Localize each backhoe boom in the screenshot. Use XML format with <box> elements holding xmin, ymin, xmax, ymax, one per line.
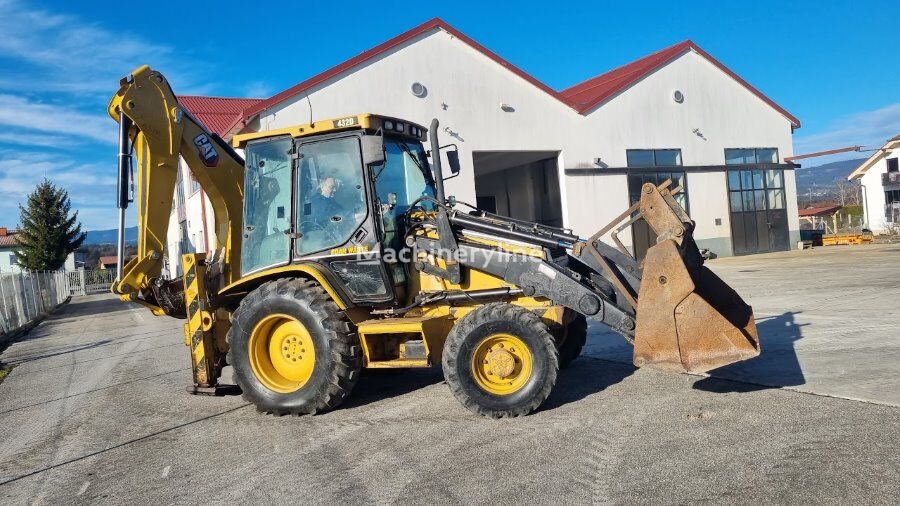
<box><xmin>107</xmin><ymin>66</ymin><xmax>245</xmax><ymax>313</ymax></box>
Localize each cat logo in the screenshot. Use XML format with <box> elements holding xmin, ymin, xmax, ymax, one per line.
<box><xmin>193</xmin><ymin>133</ymin><xmax>219</xmax><ymax>167</ymax></box>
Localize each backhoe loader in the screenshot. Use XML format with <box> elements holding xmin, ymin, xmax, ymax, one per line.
<box><xmin>108</xmin><ymin>66</ymin><xmax>760</xmax><ymax>418</ymax></box>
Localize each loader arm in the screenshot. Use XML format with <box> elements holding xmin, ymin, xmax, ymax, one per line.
<box><xmin>106</xmin><ymin>66</ymin><xmax>245</xmax><ymax>313</ymax></box>
<box><xmin>411</xmin><ymin>178</ymin><xmax>760</xmax><ymax>373</ymax></box>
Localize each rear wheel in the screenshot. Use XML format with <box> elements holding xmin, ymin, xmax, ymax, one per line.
<box><xmin>227</xmin><ymin>278</ymin><xmax>360</xmax><ymax>415</ymax></box>
<box><xmin>442</xmin><ymin>303</ymin><xmax>558</xmax><ymax>418</ymax></box>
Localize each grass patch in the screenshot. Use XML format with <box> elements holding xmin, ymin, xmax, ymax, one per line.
<box><xmin>0</xmin><ymin>362</ymin><xmax>13</xmax><ymax>385</ymax></box>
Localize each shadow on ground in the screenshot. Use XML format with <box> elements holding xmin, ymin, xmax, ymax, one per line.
<box><xmin>694</xmin><ymin>311</ymin><xmax>807</xmax><ymax>392</ymax></box>
<box><xmin>542</xmin><ymin>357</ymin><xmax>636</xmax><ymax>411</ymax></box>
<box><xmin>339</xmin><ymin>368</ymin><xmax>446</xmax><ymax>409</ymax></box>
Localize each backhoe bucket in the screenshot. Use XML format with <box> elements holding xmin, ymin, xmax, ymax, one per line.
<box><xmin>632</xmin><ymin>239</ymin><xmax>760</xmax><ymax>373</ymax></box>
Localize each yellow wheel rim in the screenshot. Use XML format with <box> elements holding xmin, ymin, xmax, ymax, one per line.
<box><xmin>248</xmin><ymin>314</ymin><xmax>316</xmax><ymax>393</ymax></box>
<box><xmin>470</xmin><ymin>333</ymin><xmax>533</xmax><ymax>396</ymax></box>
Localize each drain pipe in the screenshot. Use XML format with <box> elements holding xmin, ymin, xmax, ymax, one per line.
<box><xmin>860</xmin><ymin>183</ymin><xmax>869</xmax><ymax>229</ymax></box>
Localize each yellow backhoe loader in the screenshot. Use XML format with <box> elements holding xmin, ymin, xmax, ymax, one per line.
<box><xmin>108</xmin><ymin>66</ymin><xmax>760</xmax><ymax>418</ymax></box>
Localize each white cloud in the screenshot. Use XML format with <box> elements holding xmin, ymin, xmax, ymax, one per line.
<box><xmin>0</xmin><ymin>130</ymin><xmax>75</xmax><ymax>148</ymax></box>
<box><xmin>0</xmin><ymin>0</ymin><xmax>222</xmax><ymax>229</ymax></box>
<box><xmin>0</xmin><ymin>94</ymin><xmax>114</xmax><ymax>144</ymax></box>
<box><xmin>794</xmin><ymin>103</ymin><xmax>900</xmax><ymax>159</ymax></box>
<box><xmin>0</xmin><ymin>151</ymin><xmax>117</xmax><ymax>229</ymax></box>
<box><xmin>0</xmin><ymin>0</ymin><xmax>185</xmax><ymax>96</ymax></box>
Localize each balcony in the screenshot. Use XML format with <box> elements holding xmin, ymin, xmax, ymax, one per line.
<box><xmin>882</xmin><ymin>171</ymin><xmax>900</xmax><ymax>185</ymax></box>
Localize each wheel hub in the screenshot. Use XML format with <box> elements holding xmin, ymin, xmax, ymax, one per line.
<box><xmin>281</xmin><ymin>335</ymin><xmax>306</xmax><ymax>362</ymax></box>
<box><xmin>248</xmin><ymin>314</ymin><xmax>316</xmax><ymax>393</ymax></box>
<box><xmin>471</xmin><ymin>333</ymin><xmax>533</xmax><ymax>396</ymax></box>
<box><xmin>487</xmin><ymin>348</ymin><xmax>516</xmax><ymax>378</ymax></box>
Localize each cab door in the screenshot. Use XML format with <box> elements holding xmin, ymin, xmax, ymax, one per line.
<box><xmin>294</xmin><ymin>135</ymin><xmax>395</xmax><ymax>303</ymax></box>
<box><xmin>241</xmin><ymin>136</ymin><xmax>294</xmax><ymax>275</ymax></box>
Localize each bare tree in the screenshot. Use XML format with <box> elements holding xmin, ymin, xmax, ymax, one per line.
<box><xmin>833</xmin><ymin>178</ymin><xmax>860</xmax><ymax>206</ymax></box>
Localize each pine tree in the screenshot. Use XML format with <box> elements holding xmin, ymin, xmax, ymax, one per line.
<box><xmin>15</xmin><ymin>179</ymin><xmax>86</xmax><ymax>271</ymax></box>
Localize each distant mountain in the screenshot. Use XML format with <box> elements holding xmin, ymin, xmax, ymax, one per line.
<box><xmin>794</xmin><ymin>157</ymin><xmax>866</xmax><ymax>196</ymax></box>
<box><xmin>83</xmin><ymin>226</ymin><xmax>138</xmax><ymax>245</ymax></box>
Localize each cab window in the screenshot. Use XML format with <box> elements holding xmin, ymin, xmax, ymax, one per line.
<box><xmin>375</xmin><ymin>137</ymin><xmax>435</xmax><ymax>250</ymax></box>
<box><xmin>296</xmin><ymin>137</ymin><xmax>367</xmax><ymax>255</ymax></box>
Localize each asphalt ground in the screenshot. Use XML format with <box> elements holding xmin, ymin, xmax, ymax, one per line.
<box><xmin>0</xmin><ymin>244</ymin><xmax>898</xmax><ymax>504</ymax></box>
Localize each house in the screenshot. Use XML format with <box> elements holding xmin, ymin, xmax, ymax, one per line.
<box><xmin>0</xmin><ymin>228</ymin><xmax>22</xmax><ymax>273</ymax></box>
<box><xmin>166</xmin><ymin>18</ymin><xmax>801</xmax><ymax>277</ymax></box>
<box><xmin>98</xmin><ymin>256</ymin><xmax>118</xmax><ymax>270</ymax></box>
<box><xmin>798</xmin><ymin>204</ymin><xmax>843</xmax><ymax>235</ymax></box>
<box><xmin>847</xmin><ymin>135</ymin><xmax>900</xmax><ymax>233</ymax></box>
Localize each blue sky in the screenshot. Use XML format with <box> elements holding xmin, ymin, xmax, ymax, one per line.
<box><xmin>0</xmin><ymin>0</ymin><xmax>898</xmax><ymax>230</ymax></box>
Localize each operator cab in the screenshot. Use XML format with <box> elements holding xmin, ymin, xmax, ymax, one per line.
<box><xmin>232</xmin><ymin>114</ymin><xmax>452</xmax><ymax>305</ymax></box>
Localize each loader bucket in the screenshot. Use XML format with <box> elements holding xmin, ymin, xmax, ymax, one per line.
<box><xmin>632</xmin><ymin>239</ymin><xmax>760</xmax><ymax>373</ymax></box>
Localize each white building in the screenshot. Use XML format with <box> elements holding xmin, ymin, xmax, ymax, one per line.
<box><xmin>848</xmin><ymin>135</ymin><xmax>900</xmax><ymax>234</ymax></box>
<box><xmin>169</xmin><ymin>18</ymin><xmax>802</xmax><ymax>276</ymax></box>
<box><xmin>164</xmin><ymin>97</ymin><xmax>262</xmax><ymax>277</ymax></box>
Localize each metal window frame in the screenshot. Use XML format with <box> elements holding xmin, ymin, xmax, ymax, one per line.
<box><xmin>726</xmin><ymin>166</ymin><xmax>787</xmax><ymax>254</ymax></box>
<box><xmin>724</xmin><ymin>147</ymin><xmax>781</xmax><ymax>165</ymax></box>
<box><xmin>625</xmin><ymin>148</ymin><xmax>683</xmax><ymax>168</ymax></box>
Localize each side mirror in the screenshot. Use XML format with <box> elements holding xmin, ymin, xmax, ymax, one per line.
<box><xmin>361</xmin><ymin>135</ymin><xmax>385</xmax><ymax>166</ymax></box>
<box><xmin>446</xmin><ymin>150</ymin><xmax>461</xmax><ymax>177</ymax></box>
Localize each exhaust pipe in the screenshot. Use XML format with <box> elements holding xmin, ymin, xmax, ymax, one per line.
<box><xmin>115</xmin><ymin>111</ymin><xmax>133</xmax><ymax>287</ymax></box>
<box><xmin>429</xmin><ymin>118</ymin><xmax>446</xmax><ymax>204</ymax></box>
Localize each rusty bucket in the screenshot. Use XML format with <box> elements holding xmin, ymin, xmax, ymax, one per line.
<box><xmin>632</xmin><ymin>240</ymin><xmax>760</xmax><ymax>373</ymax></box>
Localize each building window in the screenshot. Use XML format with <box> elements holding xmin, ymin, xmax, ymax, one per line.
<box><xmin>725</xmin><ymin>148</ymin><xmax>779</xmax><ymax>165</ymax></box>
<box><xmin>626</xmin><ymin>149</ymin><xmax>682</xmax><ymax>167</ymax></box>
<box><xmin>886</xmin><ymin>189</ymin><xmax>900</xmax><ymax>221</ymax></box>
<box><xmin>174</xmin><ymin>167</ymin><xmax>186</xmax><ymax>211</ymax></box>
<box><xmin>190</xmin><ymin>174</ymin><xmax>201</xmax><ymax>194</ymax></box>
<box><xmin>178</xmin><ymin>220</ymin><xmax>192</xmax><ymax>255</ymax></box>
<box><xmin>887</xmin><ymin>158</ymin><xmax>898</xmax><ymax>173</ymax></box>
<box><xmin>727</xmin><ymin>169</ymin><xmax>785</xmax><ymax>212</ymax></box>
<box><xmin>625</xmin><ymin>150</ymin><xmax>687</xmax><ymax>261</ymax></box>
<box><xmin>626</xmin><ymin>148</ymin><xmax>687</xmax><ymax>209</ymax></box>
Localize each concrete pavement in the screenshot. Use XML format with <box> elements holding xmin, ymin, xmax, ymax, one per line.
<box><xmin>0</xmin><ymin>245</ymin><xmax>898</xmax><ymax>504</ymax></box>
<box><xmin>586</xmin><ymin>243</ymin><xmax>900</xmax><ymax>406</ymax></box>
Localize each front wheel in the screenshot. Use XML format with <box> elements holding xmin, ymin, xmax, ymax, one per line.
<box><xmin>558</xmin><ymin>314</ymin><xmax>587</xmax><ymax>368</ymax></box>
<box><xmin>442</xmin><ymin>303</ymin><xmax>559</xmax><ymax>418</ymax></box>
<box><xmin>227</xmin><ymin>278</ymin><xmax>361</xmax><ymax>415</ymax></box>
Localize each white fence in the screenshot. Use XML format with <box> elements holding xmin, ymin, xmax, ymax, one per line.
<box><xmin>0</xmin><ymin>269</ymin><xmax>118</xmax><ymax>337</ymax></box>
<box><xmin>66</xmin><ymin>269</ymin><xmax>116</xmax><ymax>296</ymax></box>
<box><xmin>0</xmin><ymin>270</ymin><xmax>70</xmax><ymax>337</ymax></box>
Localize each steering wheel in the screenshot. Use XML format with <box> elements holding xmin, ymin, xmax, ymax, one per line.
<box><xmin>300</xmin><ymin>219</ymin><xmax>342</xmax><ymax>244</ymax></box>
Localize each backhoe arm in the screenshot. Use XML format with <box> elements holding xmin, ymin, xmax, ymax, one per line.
<box><xmin>107</xmin><ymin>65</ymin><xmax>245</xmax><ymax>313</ymax></box>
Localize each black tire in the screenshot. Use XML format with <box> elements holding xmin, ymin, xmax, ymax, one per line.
<box><xmin>558</xmin><ymin>314</ymin><xmax>587</xmax><ymax>369</ymax></box>
<box><xmin>442</xmin><ymin>303</ymin><xmax>558</xmax><ymax>418</ymax></box>
<box><xmin>227</xmin><ymin>278</ymin><xmax>361</xmax><ymax>415</ymax></box>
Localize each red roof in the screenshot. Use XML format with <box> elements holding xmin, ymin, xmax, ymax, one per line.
<box><xmin>224</xmin><ymin>18</ymin><xmax>799</xmax><ymax>133</ymax></box>
<box><xmin>560</xmin><ymin>40</ymin><xmax>800</xmax><ymax>126</ymax></box>
<box><xmin>0</xmin><ymin>229</ymin><xmax>19</xmax><ymax>247</ymax></box>
<box><xmin>178</xmin><ymin>96</ymin><xmax>264</xmax><ymax>137</ymax></box>
<box><xmin>799</xmin><ymin>205</ymin><xmax>842</xmax><ymax>217</ymax></box>
<box><xmin>98</xmin><ymin>255</ymin><xmax>118</xmax><ymax>266</ymax></box>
